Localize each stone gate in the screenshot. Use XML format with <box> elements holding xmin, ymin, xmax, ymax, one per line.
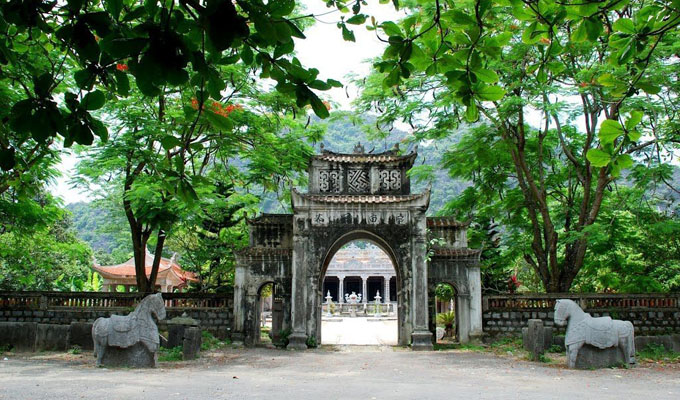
<box><xmin>233</xmin><ymin>145</ymin><xmax>482</xmax><ymax>349</ymax></box>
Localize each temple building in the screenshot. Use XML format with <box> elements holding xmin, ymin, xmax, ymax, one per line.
<box><xmin>323</xmin><ymin>242</ymin><xmax>396</xmax><ymax>303</ymax></box>
<box><xmin>92</xmin><ymin>249</ymin><xmax>198</xmax><ymax>292</ymax></box>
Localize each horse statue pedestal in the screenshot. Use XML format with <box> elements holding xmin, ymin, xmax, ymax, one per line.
<box><xmin>574</xmin><ymin>345</ymin><xmax>628</xmax><ymax>369</ymax></box>
<box><xmin>92</xmin><ymin>293</ymin><xmax>166</xmax><ymax>368</ymax></box>
<box><xmin>99</xmin><ymin>342</ymin><xmax>156</xmax><ymax>367</ymax></box>
<box><xmin>554</xmin><ymin>299</ymin><xmax>635</xmax><ymax>369</ymax></box>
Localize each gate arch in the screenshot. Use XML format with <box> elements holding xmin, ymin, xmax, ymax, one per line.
<box><xmin>233</xmin><ymin>145</ymin><xmax>482</xmax><ymax>349</ymax></box>
<box><xmin>317</xmin><ymin>230</ymin><xmax>405</xmax><ymax>345</ymax></box>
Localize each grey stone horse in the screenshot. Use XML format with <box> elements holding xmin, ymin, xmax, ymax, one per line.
<box><xmin>92</xmin><ymin>293</ymin><xmax>166</xmax><ymax>367</ymax></box>
<box><xmin>554</xmin><ymin>299</ymin><xmax>635</xmax><ymax>368</ymax></box>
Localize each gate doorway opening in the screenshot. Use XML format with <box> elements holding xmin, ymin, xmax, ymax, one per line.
<box><xmin>320</xmin><ymin>240</ymin><xmax>398</xmax><ymax>345</ymax></box>
<box><xmin>433</xmin><ymin>283</ymin><xmax>457</xmax><ymax>343</ymax></box>
<box><xmin>257</xmin><ymin>282</ymin><xmax>282</xmax><ymax>345</ymax></box>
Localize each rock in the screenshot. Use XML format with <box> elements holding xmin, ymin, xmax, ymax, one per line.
<box><xmin>436</xmin><ymin>327</ymin><xmax>445</xmax><ymax>341</ymax></box>
<box><xmin>35</xmin><ymin>324</ymin><xmax>69</xmax><ymax>351</ymax></box>
<box><xmin>0</xmin><ymin>322</ymin><xmax>37</xmax><ymax>352</ymax></box>
<box><xmin>68</xmin><ymin>322</ymin><xmax>93</xmax><ymax>350</ymax></box>
<box><xmin>182</xmin><ymin>327</ymin><xmax>202</xmax><ymax>360</ymax></box>
<box><xmin>525</xmin><ymin>319</ymin><xmax>546</xmax><ymax>361</ymax></box>
<box><xmin>166</xmin><ymin>313</ymin><xmax>199</xmax><ymax>349</ymax></box>
<box><xmin>100</xmin><ymin>343</ymin><xmax>156</xmax><ymax>368</ymax></box>
<box><xmin>575</xmin><ymin>345</ymin><xmax>626</xmax><ymax>369</ymax></box>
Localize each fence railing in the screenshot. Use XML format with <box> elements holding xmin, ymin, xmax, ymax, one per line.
<box><xmin>0</xmin><ymin>291</ymin><xmax>232</xmax><ymax>310</ymax></box>
<box><xmin>484</xmin><ymin>293</ymin><xmax>680</xmax><ymax>312</ymax></box>
<box><xmin>321</xmin><ymin>302</ymin><xmax>396</xmax><ymax>317</ymax></box>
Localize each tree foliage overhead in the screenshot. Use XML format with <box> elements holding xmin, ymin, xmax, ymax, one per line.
<box><xmin>344</xmin><ymin>0</ymin><xmax>680</xmax><ymax>292</ymax></box>
<box><xmin>0</xmin><ymin>0</ymin><xmax>340</xmax><ymax>174</ymax></box>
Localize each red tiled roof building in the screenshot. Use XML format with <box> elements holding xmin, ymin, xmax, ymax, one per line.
<box><xmin>92</xmin><ymin>248</ymin><xmax>198</xmax><ymax>292</ymax></box>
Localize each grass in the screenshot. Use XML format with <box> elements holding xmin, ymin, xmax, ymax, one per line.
<box><xmin>67</xmin><ymin>345</ymin><xmax>81</xmax><ymax>355</ymax></box>
<box><xmin>636</xmin><ymin>343</ymin><xmax>680</xmax><ymax>363</ymax></box>
<box><xmin>433</xmin><ymin>342</ymin><xmax>486</xmax><ymax>351</ymax></box>
<box><xmin>158</xmin><ymin>346</ymin><xmax>183</xmax><ymax>362</ymax></box>
<box><xmin>201</xmin><ymin>330</ymin><xmax>230</xmax><ymax>351</ymax></box>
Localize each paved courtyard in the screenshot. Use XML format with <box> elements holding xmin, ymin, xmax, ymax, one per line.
<box><xmin>321</xmin><ymin>317</ymin><xmax>398</xmax><ymax>345</ymax></box>
<box><xmin>1</xmin><ymin>347</ymin><xmax>678</xmax><ymax>400</ymax></box>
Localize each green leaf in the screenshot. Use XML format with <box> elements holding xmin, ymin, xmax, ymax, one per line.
<box><xmin>611</xmin><ymin>154</ymin><xmax>634</xmax><ymax>177</ymax></box>
<box><xmin>598</xmin><ymin>119</ymin><xmax>624</xmax><ymax>144</ymax></box>
<box><xmin>473</xmin><ymin>68</ymin><xmax>499</xmax><ymax>83</ymax></box>
<box><xmin>309</xmin><ymin>92</ymin><xmax>329</xmax><ymax>119</ymax></box>
<box><xmin>206</xmin><ymin>111</ymin><xmax>233</xmax><ymax>131</ymax></box>
<box><xmin>625</xmin><ymin>110</ymin><xmax>643</xmax><ymax>130</ymax></box>
<box><xmin>74</xmin><ymin>69</ymin><xmax>96</xmax><ymax>90</ymax></box>
<box><xmin>586</xmin><ymin>148</ymin><xmax>612</xmax><ymax>167</ymax></box>
<box><xmin>160</xmin><ymin>136</ymin><xmax>183</xmax><ymax>150</ymax></box>
<box><xmin>613</xmin><ymin>18</ymin><xmax>635</xmax><ymax>34</ymax></box>
<box><xmin>571</xmin><ymin>21</ymin><xmax>587</xmax><ymax>42</ymax></box>
<box><xmin>381</xmin><ymin>21</ymin><xmax>402</xmax><ymax>37</ymax></box>
<box><xmin>346</xmin><ymin>14</ymin><xmax>367</xmax><ymax>25</ymax></box>
<box><xmin>81</xmin><ymin>90</ymin><xmax>106</xmax><ymax>110</ymax></box>
<box><xmin>465</xmin><ymin>103</ymin><xmax>479</xmax><ymax>122</ymax></box>
<box><xmin>597</xmin><ymin>73</ymin><xmax>616</xmax><ymax>87</ymax></box>
<box><xmin>105</xmin><ymin>0</ymin><xmax>123</xmax><ymax>20</ymax></box>
<box><xmin>475</xmin><ymin>85</ymin><xmax>506</xmax><ymax>101</ymax></box>
<box><xmin>627</xmin><ymin>129</ymin><xmax>641</xmax><ymax>142</ymax></box>
<box><xmin>634</xmin><ymin>81</ymin><xmax>660</xmax><ymax>94</ymax></box>
<box><xmin>341</xmin><ymin>25</ymin><xmax>356</xmax><ymax>42</ymax></box>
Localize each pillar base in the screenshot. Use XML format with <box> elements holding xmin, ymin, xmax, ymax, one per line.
<box><xmin>286</xmin><ymin>332</ymin><xmax>308</xmax><ymax>350</ymax></box>
<box><xmin>411</xmin><ymin>330</ymin><xmax>433</xmax><ymax>351</ymax></box>
<box><xmin>230</xmin><ymin>332</ymin><xmax>244</xmax><ymax>346</ymax></box>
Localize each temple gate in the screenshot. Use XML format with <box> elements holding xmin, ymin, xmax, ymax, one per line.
<box><xmin>233</xmin><ymin>144</ymin><xmax>482</xmax><ymax>349</ymax></box>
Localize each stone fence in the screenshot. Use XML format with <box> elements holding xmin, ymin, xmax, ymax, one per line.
<box><xmin>482</xmin><ymin>293</ymin><xmax>680</xmax><ymax>336</ymax></box>
<box><xmin>0</xmin><ymin>291</ymin><xmax>233</xmax><ymax>339</ymax></box>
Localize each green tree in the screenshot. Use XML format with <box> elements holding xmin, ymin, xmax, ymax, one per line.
<box><xmin>75</xmin><ymin>60</ymin><xmax>321</xmax><ymax>292</ymax></box>
<box><xmin>0</xmin><ymin>0</ymin><xmax>339</xmax><ymax>178</ymax></box>
<box><xmin>347</xmin><ymin>0</ymin><xmax>680</xmax><ymax>292</ymax></box>
<box><xmin>0</xmin><ymin>191</ymin><xmax>93</xmax><ymax>290</ymax></box>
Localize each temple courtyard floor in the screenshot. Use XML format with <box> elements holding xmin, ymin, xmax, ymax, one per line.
<box><xmin>1</xmin><ymin>346</ymin><xmax>679</xmax><ymax>400</ymax></box>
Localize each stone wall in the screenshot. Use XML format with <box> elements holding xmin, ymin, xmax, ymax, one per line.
<box><xmin>482</xmin><ymin>293</ymin><xmax>680</xmax><ymax>336</ymax></box>
<box><xmin>0</xmin><ymin>291</ymin><xmax>233</xmax><ymax>342</ymax></box>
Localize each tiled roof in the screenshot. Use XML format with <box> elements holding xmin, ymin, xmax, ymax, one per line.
<box><xmin>92</xmin><ymin>253</ymin><xmax>198</xmax><ymax>282</ymax></box>
<box><xmin>427</xmin><ymin>217</ymin><xmax>470</xmax><ymax>228</ymax></box>
<box><xmin>431</xmin><ymin>248</ymin><xmax>482</xmax><ymax>258</ymax></box>
<box><xmin>235</xmin><ymin>247</ymin><xmax>293</xmax><ymax>257</ymax></box>
<box><xmin>246</xmin><ymin>213</ymin><xmax>293</xmax><ymax>225</ymax></box>
<box><xmin>300</xmin><ymin>193</ymin><xmax>426</xmax><ymax>204</ymax></box>
<box><xmin>314</xmin><ymin>151</ymin><xmax>417</xmax><ymax>164</ymax></box>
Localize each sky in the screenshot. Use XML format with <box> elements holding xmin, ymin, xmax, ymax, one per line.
<box><xmin>49</xmin><ymin>1</ymin><xmax>406</xmax><ymax>205</ymax></box>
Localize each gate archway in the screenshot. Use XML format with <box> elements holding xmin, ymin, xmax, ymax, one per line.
<box><xmin>233</xmin><ymin>145</ymin><xmax>483</xmax><ymax>349</ymax></box>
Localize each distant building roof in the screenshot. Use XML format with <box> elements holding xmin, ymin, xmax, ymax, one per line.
<box><xmin>92</xmin><ymin>249</ymin><xmax>198</xmax><ymax>285</ymax></box>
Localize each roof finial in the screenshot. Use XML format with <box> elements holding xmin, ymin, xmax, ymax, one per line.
<box><xmin>353</xmin><ymin>142</ymin><xmax>365</xmax><ymax>154</ymax></box>
<box><xmin>170</xmin><ymin>252</ymin><xmax>178</xmax><ymax>264</ymax></box>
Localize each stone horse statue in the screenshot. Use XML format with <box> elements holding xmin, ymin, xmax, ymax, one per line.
<box><xmin>554</xmin><ymin>299</ymin><xmax>635</xmax><ymax>368</ymax></box>
<box><xmin>92</xmin><ymin>293</ymin><xmax>166</xmax><ymax>367</ymax></box>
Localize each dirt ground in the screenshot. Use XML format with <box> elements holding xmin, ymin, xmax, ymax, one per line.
<box><xmin>0</xmin><ymin>346</ymin><xmax>678</xmax><ymax>400</ymax></box>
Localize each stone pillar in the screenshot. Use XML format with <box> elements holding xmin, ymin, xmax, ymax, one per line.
<box><xmin>468</xmin><ymin>264</ymin><xmax>483</xmax><ymax>338</ymax></box>
<box><xmin>411</xmin><ymin>211</ymin><xmax>433</xmax><ymax>350</ymax></box>
<box><xmin>383</xmin><ymin>276</ymin><xmax>391</xmax><ymax>303</ymax></box>
<box><xmin>288</xmin><ymin>228</ymin><xmax>308</xmax><ymax>350</ymax></box>
<box><xmin>361</xmin><ymin>275</ymin><xmax>368</xmax><ymax>303</ymax></box>
<box><xmin>231</xmin><ymin>265</ymin><xmax>246</xmax><ymax>344</ymax></box>
<box><xmin>338</xmin><ymin>275</ymin><xmax>345</xmax><ymax>303</ymax></box>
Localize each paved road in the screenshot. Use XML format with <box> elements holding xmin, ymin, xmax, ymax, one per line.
<box><xmin>321</xmin><ymin>318</ymin><xmax>397</xmax><ymax>345</ymax></box>
<box><xmin>0</xmin><ymin>347</ymin><xmax>678</xmax><ymax>400</ymax></box>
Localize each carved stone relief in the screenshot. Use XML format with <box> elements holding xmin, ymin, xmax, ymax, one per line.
<box><xmin>319</xmin><ymin>170</ymin><xmax>342</xmax><ymax>193</ymax></box>
<box><xmin>347</xmin><ymin>169</ymin><xmax>369</xmax><ymax>193</ymax></box>
<box><xmin>379</xmin><ymin>169</ymin><xmax>402</xmax><ymax>192</ymax></box>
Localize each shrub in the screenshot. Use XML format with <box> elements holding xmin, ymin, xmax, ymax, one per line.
<box><xmin>158</xmin><ymin>346</ymin><xmax>183</xmax><ymax>362</ymax></box>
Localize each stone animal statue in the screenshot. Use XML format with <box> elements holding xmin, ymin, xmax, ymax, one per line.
<box><xmin>554</xmin><ymin>299</ymin><xmax>635</xmax><ymax>368</ymax></box>
<box><xmin>92</xmin><ymin>293</ymin><xmax>166</xmax><ymax>367</ymax></box>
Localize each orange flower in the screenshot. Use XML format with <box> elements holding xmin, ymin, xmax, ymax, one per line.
<box><xmin>539</xmin><ymin>37</ymin><xmax>551</xmax><ymax>45</ymax></box>
<box><xmin>116</xmin><ymin>63</ymin><xmax>128</xmax><ymax>72</ymax></box>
